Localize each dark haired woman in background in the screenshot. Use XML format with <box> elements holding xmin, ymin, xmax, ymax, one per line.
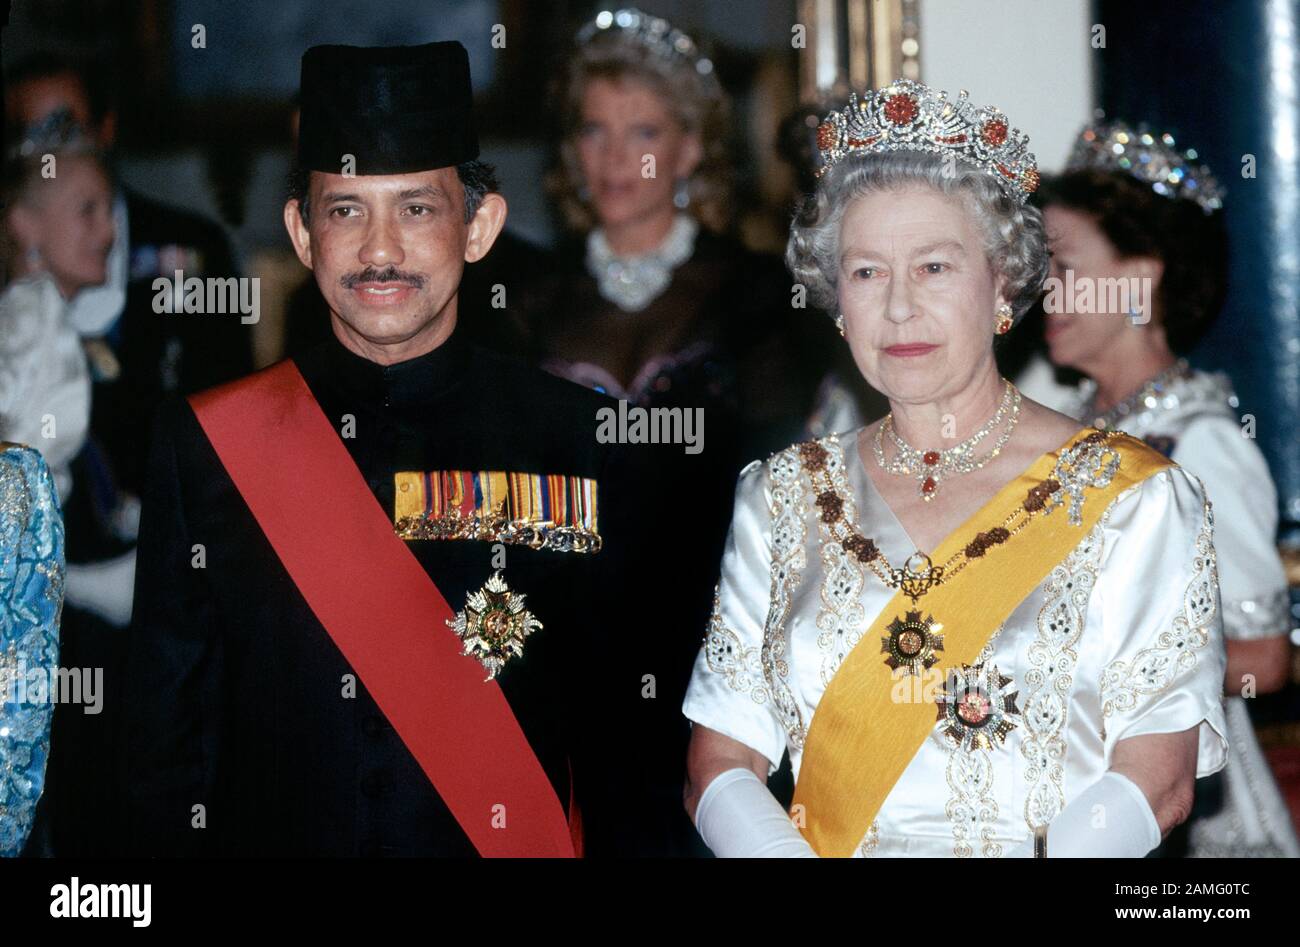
<box><xmin>1038</xmin><ymin>118</ymin><xmax>1297</xmax><ymax>857</ymax></box>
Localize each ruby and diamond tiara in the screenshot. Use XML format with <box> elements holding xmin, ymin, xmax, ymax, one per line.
<box><xmin>1065</xmin><ymin>113</ymin><xmax>1224</xmax><ymax>214</ymax></box>
<box><xmin>814</xmin><ymin>78</ymin><xmax>1040</xmax><ymax>204</ymax></box>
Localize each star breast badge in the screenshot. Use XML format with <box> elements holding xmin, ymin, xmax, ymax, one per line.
<box><xmin>935</xmin><ymin>662</ymin><xmax>1021</xmax><ymax>752</ymax></box>
<box><xmin>447</xmin><ymin>571</ymin><xmax>543</xmax><ymax>681</ymax></box>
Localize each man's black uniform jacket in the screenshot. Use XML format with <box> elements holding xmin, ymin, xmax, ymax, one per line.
<box><xmin>119</xmin><ymin>328</ymin><xmax>668</xmax><ymax>856</ymax></box>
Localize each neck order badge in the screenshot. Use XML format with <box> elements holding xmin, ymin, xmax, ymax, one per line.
<box><xmin>190</xmin><ymin>360</ymin><xmax>578</xmax><ymax>858</ymax></box>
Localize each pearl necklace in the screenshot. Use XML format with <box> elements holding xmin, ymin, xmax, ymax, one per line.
<box><xmin>873</xmin><ymin>379</ymin><xmax>1021</xmax><ymax>500</ymax></box>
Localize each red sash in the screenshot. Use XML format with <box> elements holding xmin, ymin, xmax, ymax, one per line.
<box><xmin>189</xmin><ymin>360</ymin><xmax>578</xmax><ymax>858</ymax></box>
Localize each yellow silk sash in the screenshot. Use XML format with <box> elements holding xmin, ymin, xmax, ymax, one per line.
<box><xmin>791</xmin><ymin>428</ymin><xmax>1173</xmax><ymax>856</ymax></box>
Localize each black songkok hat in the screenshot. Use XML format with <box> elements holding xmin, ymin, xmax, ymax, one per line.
<box><xmin>297</xmin><ymin>41</ymin><xmax>479</xmax><ymax>175</ymax></box>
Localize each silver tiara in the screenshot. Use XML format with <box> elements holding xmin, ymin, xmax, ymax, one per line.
<box><xmin>576</xmin><ymin>8</ymin><xmax>718</xmax><ymax>87</ymax></box>
<box><xmin>1066</xmin><ymin>113</ymin><xmax>1224</xmax><ymax>214</ymax></box>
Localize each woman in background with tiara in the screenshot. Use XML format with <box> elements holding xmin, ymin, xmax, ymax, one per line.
<box><xmin>1037</xmin><ymin>120</ymin><xmax>1298</xmax><ymax>857</ymax></box>
<box><xmin>526</xmin><ymin>8</ymin><xmax>828</xmax><ymax>451</ymax></box>
<box><xmin>682</xmin><ymin>79</ymin><xmax>1228</xmax><ymax>858</ymax></box>
<box><xmin>517</xmin><ymin>8</ymin><xmax>831</xmax><ymax>856</ymax></box>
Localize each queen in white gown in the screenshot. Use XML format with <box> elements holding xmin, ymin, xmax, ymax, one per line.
<box><xmin>681</xmin><ymin>81</ymin><xmax>1229</xmax><ymax>858</ymax></box>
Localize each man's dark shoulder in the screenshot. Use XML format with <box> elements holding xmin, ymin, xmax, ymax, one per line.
<box><xmin>150</xmin><ymin>388</ymin><xmax>201</xmax><ymax>435</ymax></box>
<box><xmin>150</xmin><ymin>363</ymin><xmax>280</xmax><ymax>458</ymax></box>
<box><xmin>141</xmin><ymin>391</ymin><xmax>222</xmax><ymax>498</ymax></box>
<box><xmin>150</xmin><ymin>380</ymin><xmax>229</xmax><ymax>445</ymax></box>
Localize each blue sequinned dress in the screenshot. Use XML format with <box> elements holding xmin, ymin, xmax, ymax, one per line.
<box><xmin>0</xmin><ymin>444</ymin><xmax>64</xmax><ymax>856</ymax></box>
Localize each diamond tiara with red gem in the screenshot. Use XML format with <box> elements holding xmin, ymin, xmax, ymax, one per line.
<box><xmin>1066</xmin><ymin>113</ymin><xmax>1224</xmax><ymax>214</ymax></box>
<box><xmin>814</xmin><ymin>79</ymin><xmax>1040</xmax><ymax>205</ymax></box>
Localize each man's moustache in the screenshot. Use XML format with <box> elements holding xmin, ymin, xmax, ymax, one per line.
<box><xmin>340</xmin><ymin>269</ymin><xmax>427</xmax><ymax>289</ymax></box>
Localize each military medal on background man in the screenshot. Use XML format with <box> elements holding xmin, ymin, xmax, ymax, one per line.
<box><xmin>122</xmin><ymin>41</ymin><xmax>632</xmax><ymax>858</ymax></box>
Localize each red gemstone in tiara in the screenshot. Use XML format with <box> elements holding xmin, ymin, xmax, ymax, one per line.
<box><xmin>981</xmin><ymin>120</ymin><xmax>1008</xmax><ymax>147</ymax></box>
<box><xmin>883</xmin><ymin>93</ymin><xmax>920</xmax><ymax>125</ymax></box>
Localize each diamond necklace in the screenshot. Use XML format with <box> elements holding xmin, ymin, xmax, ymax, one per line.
<box><xmin>1081</xmin><ymin>358</ymin><xmax>1191</xmax><ymax>431</ymax></box>
<box><xmin>873</xmin><ymin>379</ymin><xmax>1021</xmax><ymax>501</ymax></box>
<box><xmin>585</xmin><ymin>213</ymin><xmax>698</xmax><ymax>312</ymax></box>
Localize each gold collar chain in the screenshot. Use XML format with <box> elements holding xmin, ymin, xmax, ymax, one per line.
<box><xmin>800</xmin><ymin>428</ymin><xmax>1116</xmax><ymax>605</ymax></box>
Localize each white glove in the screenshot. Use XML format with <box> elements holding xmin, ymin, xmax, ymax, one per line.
<box><xmin>694</xmin><ymin>767</ymin><xmax>819</xmax><ymax>858</ymax></box>
<box><xmin>1007</xmin><ymin>770</ymin><xmax>1161</xmax><ymax>857</ymax></box>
